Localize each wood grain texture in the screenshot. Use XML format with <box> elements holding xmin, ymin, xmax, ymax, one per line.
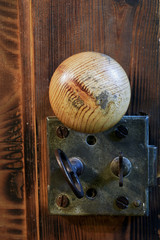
<box><xmin>30</xmin><ymin>0</ymin><xmax>160</xmax><ymax>239</ymax></box>
<box><xmin>0</xmin><ymin>0</ymin><xmax>27</xmax><ymax>239</ymax></box>
<box><xmin>18</xmin><ymin>0</ymin><xmax>40</xmax><ymax>239</ymax></box>
<box><xmin>1</xmin><ymin>0</ymin><xmax>159</xmax><ymax>239</ymax></box>
<box><xmin>49</xmin><ymin>52</ymin><xmax>131</xmax><ymax>133</ymax></box>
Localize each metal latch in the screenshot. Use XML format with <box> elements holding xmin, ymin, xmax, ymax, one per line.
<box><xmin>47</xmin><ymin>116</ymin><xmax>157</xmax><ymax>216</ymax></box>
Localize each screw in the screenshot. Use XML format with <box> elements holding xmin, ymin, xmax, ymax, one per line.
<box><xmin>133</xmin><ymin>200</ymin><xmax>141</xmax><ymax>207</ymax></box>
<box><xmin>56</xmin><ymin>126</ymin><xmax>69</xmax><ymax>139</ymax></box>
<box><xmin>56</xmin><ymin>195</ymin><xmax>69</xmax><ymax>208</ymax></box>
<box><xmin>116</xmin><ymin>196</ymin><xmax>129</xmax><ymax>209</ymax></box>
<box><xmin>115</xmin><ymin>125</ymin><xmax>128</xmax><ymax>139</ymax></box>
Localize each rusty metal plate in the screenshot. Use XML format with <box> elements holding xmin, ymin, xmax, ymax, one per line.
<box><xmin>47</xmin><ymin>116</ymin><xmax>157</xmax><ymax>216</ymax></box>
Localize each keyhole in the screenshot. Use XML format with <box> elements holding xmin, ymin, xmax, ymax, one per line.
<box><xmin>110</xmin><ymin>156</ymin><xmax>132</xmax><ymax>178</ymax></box>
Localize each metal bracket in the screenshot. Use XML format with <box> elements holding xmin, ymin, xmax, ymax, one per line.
<box><xmin>47</xmin><ymin>116</ymin><xmax>157</xmax><ymax>216</ymax></box>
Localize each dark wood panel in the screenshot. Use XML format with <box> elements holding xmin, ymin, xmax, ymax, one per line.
<box><xmin>30</xmin><ymin>0</ymin><xmax>160</xmax><ymax>239</ymax></box>
<box><xmin>0</xmin><ymin>0</ymin><xmax>27</xmax><ymax>239</ymax></box>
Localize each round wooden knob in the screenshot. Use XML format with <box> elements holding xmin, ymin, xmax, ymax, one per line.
<box><xmin>49</xmin><ymin>52</ymin><xmax>131</xmax><ymax>133</ymax></box>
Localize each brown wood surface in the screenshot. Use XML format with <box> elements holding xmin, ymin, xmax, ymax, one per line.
<box><xmin>0</xmin><ymin>0</ymin><xmax>160</xmax><ymax>239</ymax></box>
<box><xmin>31</xmin><ymin>0</ymin><xmax>160</xmax><ymax>239</ymax></box>
<box><xmin>18</xmin><ymin>0</ymin><xmax>40</xmax><ymax>239</ymax></box>
<box><xmin>0</xmin><ymin>0</ymin><xmax>27</xmax><ymax>239</ymax></box>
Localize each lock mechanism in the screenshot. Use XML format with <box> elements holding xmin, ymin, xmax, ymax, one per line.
<box><xmin>47</xmin><ymin>52</ymin><xmax>157</xmax><ymax>215</ymax></box>
<box><xmin>54</xmin><ymin>149</ymin><xmax>84</xmax><ymax>198</ymax></box>
<box><xmin>47</xmin><ymin>116</ymin><xmax>157</xmax><ymax>216</ymax></box>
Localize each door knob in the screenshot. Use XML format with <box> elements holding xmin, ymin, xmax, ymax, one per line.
<box><xmin>47</xmin><ymin>52</ymin><xmax>157</xmax><ymax>216</ymax></box>
<box><xmin>49</xmin><ymin>52</ymin><xmax>131</xmax><ymax>133</ymax></box>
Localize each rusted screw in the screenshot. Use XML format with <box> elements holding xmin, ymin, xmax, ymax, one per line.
<box><xmin>56</xmin><ymin>194</ymin><xmax>69</xmax><ymax>208</ymax></box>
<box><xmin>56</xmin><ymin>126</ymin><xmax>69</xmax><ymax>139</ymax></box>
<box><xmin>115</xmin><ymin>125</ymin><xmax>128</xmax><ymax>139</ymax></box>
<box><xmin>133</xmin><ymin>200</ymin><xmax>141</xmax><ymax>207</ymax></box>
<box><xmin>116</xmin><ymin>196</ymin><xmax>129</xmax><ymax>209</ymax></box>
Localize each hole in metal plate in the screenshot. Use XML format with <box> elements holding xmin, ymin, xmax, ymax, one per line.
<box><xmin>86</xmin><ymin>188</ymin><xmax>97</xmax><ymax>200</ymax></box>
<box><xmin>86</xmin><ymin>135</ymin><xmax>97</xmax><ymax>145</ymax></box>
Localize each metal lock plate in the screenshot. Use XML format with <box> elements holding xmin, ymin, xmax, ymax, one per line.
<box><xmin>47</xmin><ymin>116</ymin><xmax>157</xmax><ymax>216</ymax></box>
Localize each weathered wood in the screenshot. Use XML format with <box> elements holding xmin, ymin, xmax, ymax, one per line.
<box><xmin>31</xmin><ymin>0</ymin><xmax>160</xmax><ymax>239</ymax></box>
<box><xmin>0</xmin><ymin>0</ymin><xmax>27</xmax><ymax>239</ymax></box>
<box><xmin>18</xmin><ymin>0</ymin><xmax>40</xmax><ymax>239</ymax></box>
<box><xmin>1</xmin><ymin>0</ymin><xmax>159</xmax><ymax>239</ymax></box>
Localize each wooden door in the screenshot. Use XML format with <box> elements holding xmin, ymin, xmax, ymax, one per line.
<box><xmin>0</xmin><ymin>0</ymin><xmax>160</xmax><ymax>239</ymax></box>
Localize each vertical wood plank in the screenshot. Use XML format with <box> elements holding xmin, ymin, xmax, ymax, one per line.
<box><xmin>32</xmin><ymin>0</ymin><xmax>160</xmax><ymax>240</ymax></box>
<box><xmin>0</xmin><ymin>0</ymin><xmax>27</xmax><ymax>239</ymax></box>
<box><xmin>18</xmin><ymin>0</ymin><xmax>40</xmax><ymax>239</ymax></box>
<box><xmin>30</xmin><ymin>0</ymin><xmax>160</xmax><ymax>239</ymax></box>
